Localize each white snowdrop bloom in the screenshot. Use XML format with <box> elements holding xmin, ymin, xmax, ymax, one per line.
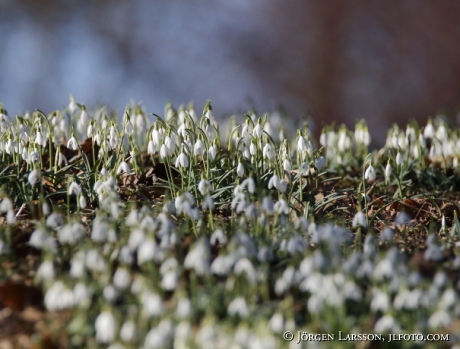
<box><xmin>103</xmin><ymin>285</ymin><xmax>119</xmax><ymax>303</ymax></box>
<box><xmin>184</xmin><ymin>238</ymin><xmax>210</xmax><ymax>276</ymax></box>
<box><xmin>161</xmin><ymin>270</ymin><xmax>178</xmax><ymax>291</ymax></box>
<box><xmin>113</xmin><ymin>268</ymin><xmax>131</xmax><ymax>290</ymax></box>
<box><xmin>165</xmin><ymin>135</ymin><xmax>176</xmax><ymax>155</ymax></box>
<box><xmin>116</xmin><ymin>161</ymin><xmax>131</xmax><ymax>175</ymax></box>
<box><xmin>237</xmin><ymin>162</ymin><xmax>245</xmax><ymax>177</ymax></box>
<box><xmin>144</xmin><ymin>320</ymin><xmax>173</xmax><ymax>349</ymax></box>
<box><xmin>262</xmin><ymin>197</ymin><xmax>274</xmax><ymax>214</ymax></box>
<box><xmin>370</xmin><ymin>289</ymin><xmax>390</xmax><ymax>312</ymax></box>
<box><xmin>315</xmin><ymin>156</ymin><xmax>326</xmax><ymax>170</ymax></box>
<box><xmin>28</xmin><ymin>169</ymin><xmax>40</xmax><ymax>185</ymax></box>
<box><xmin>268</xmin><ymin>174</ymin><xmax>280</xmax><ymax>190</ymax></box>
<box><xmin>423</xmin><ymin>122</ymin><xmax>435</xmax><ymax>139</ymax></box>
<box><xmin>73</xmin><ymin>283</ymin><xmax>92</xmax><ymax>308</ymax></box>
<box><xmin>36</xmin><ymin>260</ymin><xmax>55</xmax><ymax>282</ymax></box>
<box><xmin>44</xmin><ymin>281</ymin><xmax>73</xmax><ymax>311</ymax></box>
<box><xmin>0</xmin><ymin>198</ymin><xmax>12</xmax><ymax>212</ymax></box>
<box><xmin>95</xmin><ymin>310</ymin><xmax>117</xmax><ymax>344</ymax></box>
<box><xmin>374</xmin><ymin>315</ymin><xmax>400</xmax><ymax>333</ymax></box>
<box><xmin>210</xmin><ymin>229</ymin><xmax>227</xmax><ymax>246</ymax></box>
<box><xmin>151</xmin><ymin>127</ymin><xmax>161</xmax><ymax>146</ymax></box>
<box><xmin>29</xmin><ymin>227</ymin><xmax>49</xmax><ymax>249</ymax></box>
<box><xmin>69</xmin><ymin>251</ymin><xmax>86</xmax><ymax>278</ymax></box>
<box><xmin>198</xmin><ymin>179</ymin><xmax>213</xmax><ymax>195</ymax></box>
<box><xmin>249</xmin><ymin>141</ymin><xmax>257</xmax><ymax>156</ymax></box>
<box><xmin>263</xmin><ymin>143</ymin><xmax>275</xmax><ymax>160</ymax></box>
<box><xmin>233</xmin><ymin>258</ymin><xmax>257</xmax><ymax>283</ymax></box>
<box><xmin>58</xmin><ymin>222</ymin><xmax>85</xmax><ymax>245</ymax></box>
<box><xmin>125</xmin><ymin>119</ymin><xmax>134</xmax><ymax>135</ymax></box>
<box><xmin>283</xmin><ymin>158</ymin><xmax>292</xmax><ymax>172</ymax></box>
<box><xmin>297</xmin><ymin>136</ymin><xmax>309</xmax><ymax>154</ymax></box>
<box><xmin>46</xmin><ymin>213</ymin><xmax>63</xmax><ymax>228</ymax></box>
<box><xmin>299</xmin><ymin>162</ymin><xmax>309</xmax><ymax>175</ymax></box>
<box><xmin>5</xmin><ymin>138</ymin><xmax>14</xmax><ymax>154</ymax></box>
<box><xmin>394</xmin><ymin>212</ymin><xmax>411</xmax><ymax>224</ymax></box>
<box><xmin>269</xmin><ymin>313</ymin><xmax>284</xmax><ymax>333</ymax></box>
<box><xmin>352</xmin><ymin>212</ymin><xmax>367</xmax><ymax>228</ymax></box>
<box><xmin>85</xmin><ymin>249</ymin><xmax>107</xmax><ymax>272</ymax></box>
<box><xmin>137</xmin><ymin>238</ymin><xmax>164</xmax><ymax>265</ymax></box>
<box><xmin>141</xmin><ymin>291</ymin><xmax>163</xmax><ymax>318</ymax></box>
<box><xmin>175</xmin><ymin>151</ymin><xmax>189</xmax><ymax>168</ymax></box>
<box><xmin>242</xmin><ymin>177</ymin><xmax>255</xmax><ymax>194</ymax></box>
<box><xmin>147</xmin><ymin>140</ymin><xmax>155</xmax><ymax>155</ymax></box>
<box><xmin>211</xmin><ymin>255</ymin><xmax>234</xmax><ymax>276</ymax></box>
<box><xmin>428</xmin><ymin>310</ymin><xmax>451</xmax><ymax>329</ymax></box>
<box><xmin>439</xmin><ymin>288</ymin><xmax>456</xmax><ymax>309</ymax></box>
<box><xmin>202</xmin><ymin>195</ymin><xmax>214</xmax><ymax>210</ymax></box>
<box><xmin>307</xmin><ymin>294</ymin><xmax>324</xmax><ymax>314</ymax></box>
<box><xmin>67</xmin><ymin>136</ymin><xmax>78</xmax><ymax>150</ymax></box>
<box><xmin>176</xmin><ymin>298</ymin><xmax>192</xmax><ymax>319</ymax></box>
<box><xmin>208</xmin><ymin>144</ymin><xmax>217</xmax><ymax>160</ymax></box>
<box><xmin>35</xmin><ymin>130</ymin><xmax>47</xmax><ymax>147</ymax></box>
<box><xmin>424</xmin><ymin>244</ymin><xmax>443</xmax><ymax>262</ymax></box>
<box><xmin>22</xmin><ymin>146</ymin><xmax>29</xmax><ymax>161</ymax></box>
<box><xmin>395</xmin><ymin>152</ymin><xmax>403</xmax><ymax>166</ymax></box>
<box><xmin>385</xmin><ymin>163</ymin><xmax>392</xmax><ymax>180</ymax></box>
<box><xmin>6</xmin><ymin>210</ymin><xmax>16</xmax><ymax>225</ymax></box>
<box><xmin>257</xmin><ymin>246</ymin><xmax>274</xmax><ymax>262</ymax></box>
<box><xmin>228</xmin><ymin>298</ymin><xmax>249</xmax><ymax>318</ymax></box>
<box><xmin>436</xmin><ymin>124</ymin><xmax>448</xmax><ymax>142</ymax></box>
<box><xmin>120</xmin><ymin>320</ymin><xmax>136</xmax><ymax>343</ymax></box>
<box><xmin>68</xmin><ymin>181</ymin><xmax>81</xmax><ymax>196</ymax></box>
<box><xmin>380</xmin><ymin>227</ymin><xmax>395</xmax><ymax>243</ymax></box>
<box><xmin>58</xmin><ymin>152</ymin><xmax>68</xmax><ymax>167</ymax></box>
<box><xmin>194</xmin><ymin>139</ymin><xmax>204</xmax><ymax>156</ymax></box>
<box><xmin>29</xmin><ymin>148</ymin><xmax>40</xmax><ymax>163</ymax></box>
<box><xmin>278</xmin><ymin>179</ymin><xmax>287</xmax><ymax>193</ymax></box>
<box><xmin>337</xmin><ymin>132</ymin><xmax>351</xmax><ymax>152</ymax></box>
<box><xmin>364</xmin><ymin>164</ymin><xmax>376</xmax><ymax>180</ymax></box>
<box><xmin>274</xmin><ymin>199</ymin><xmax>289</xmax><ymax>215</ymax></box>
<box><xmin>79</xmin><ymin>194</ymin><xmax>87</xmax><ymax>209</ymax></box>
<box><xmin>159</xmin><ymin>144</ymin><xmax>168</xmax><ymax>159</ymax></box>
<box><xmin>253</xmin><ymin>122</ymin><xmax>263</xmax><ymax>138</ymax></box>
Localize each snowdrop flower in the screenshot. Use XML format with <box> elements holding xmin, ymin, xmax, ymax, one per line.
<box><xmin>95</xmin><ymin>310</ymin><xmax>117</xmax><ymax>344</ymax></box>
<box><xmin>184</xmin><ymin>238</ymin><xmax>210</xmax><ymax>276</ymax></box>
<box><xmin>262</xmin><ymin>143</ymin><xmax>275</xmax><ymax>160</ymax></box>
<box><xmin>242</xmin><ymin>177</ymin><xmax>255</xmax><ymax>194</ymax></box>
<box><xmin>175</xmin><ymin>151</ymin><xmax>189</xmax><ymax>168</ymax></box>
<box><xmin>380</xmin><ymin>227</ymin><xmax>394</xmax><ymax>243</ymax></box>
<box><xmin>117</xmin><ymin>161</ymin><xmax>131</xmax><ymax>175</ymax></box>
<box><xmin>202</xmin><ymin>195</ymin><xmax>214</xmax><ymax>210</ymax></box>
<box><xmin>36</xmin><ymin>260</ymin><xmax>55</xmax><ymax>282</ymax></box>
<box><xmin>68</xmin><ymin>181</ymin><xmax>81</xmax><ymax>196</ymax></box>
<box><xmin>164</xmin><ymin>135</ymin><xmax>176</xmax><ymax>155</ymax></box>
<box><xmin>27</xmin><ymin>170</ymin><xmax>40</xmax><ymax>185</ymax></box>
<box><xmin>176</xmin><ymin>298</ymin><xmax>192</xmax><ymax>319</ymax></box>
<box><xmin>103</xmin><ymin>285</ymin><xmax>119</xmax><ymax>303</ymax></box>
<box><xmin>278</xmin><ymin>179</ymin><xmax>287</xmax><ymax>193</ymax></box>
<box><xmin>67</xmin><ymin>136</ymin><xmax>78</xmax><ymax>151</ymax></box>
<box><xmin>370</xmin><ymin>289</ymin><xmax>390</xmax><ymax>312</ymax></box>
<box><xmin>68</xmin><ymin>96</ymin><xmax>78</xmax><ymax>114</ymax></box>
<box><xmin>141</xmin><ymin>291</ymin><xmax>163</xmax><ymax>318</ymax></box>
<box><xmin>352</xmin><ymin>211</ymin><xmax>367</xmax><ymax>228</ymax></box>
<box><xmin>268</xmin><ymin>174</ymin><xmax>280</xmax><ymax>190</ymax></box>
<box><xmin>0</xmin><ymin>198</ymin><xmax>12</xmax><ymax>212</ymax></box>
<box><xmin>394</xmin><ymin>212</ymin><xmax>411</xmax><ymax>225</ymax></box>
<box><xmin>208</xmin><ymin>144</ymin><xmax>217</xmax><ymax>160</ymax></box>
<box><xmin>237</xmin><ymin>162</ymin><xmax>245</xmax><ymax>177</ymax></box>
<box><xmin>385</xmin><ymin>162</ymin><xmax>392</xmax><ymax>180</ymax></box>
<box><xmin>428</xmin><ymin>310</ymin><xmax>451</xmax><ymax>329</ymax></box>
<box><xmin>315</xmin><ymin>156</ymin><xmax>326</xmax><ymax>170</ymax></box>
<box><xmin>274</xmin><ymin>199</ymin><xmax>289</xmax><ymax>215</ymax></box>
<box><xmin>299</xmin><ymin>162</ymin><xmax>309</xmax><ymax>175</ymax></box>
<box><xmin>79</xmin><ymin>194</ymin><xmax>87</xmax><ymax>209</ymax></box>
<box><xmin>262</xmin><ymin>197</ymin><xmax>274</xmax><ymax>214</ymax></box>
<box><xmin>253</xmin><ymin>121</ymin><xmax>263</xmax><ymax>138</ymax></box>
<box><xmin>58</xmin><ymin>152</ymin><xmax>68</xmax><ymax>167</ymax></box>
<box><xmin>125</xmin><ymin>119</ymin><xmax>134</xmax><ymax>135</ymax></box>
<box><xmin>364</xmin><ymin>163</ymin><xmax>376</xmax><ymax>181</ymax></box>
<box><xmin>113</xmin><ymin>268</ymin><xmax>131</xmax><ymax>290</ymax></box>
<box><xmin>227</xmin><ymin>297</ymin><xmax>249</xmax><ymax>318</ymax></box>
<box><xmin>297</xmin><ymin>135</ymin><xmax>309</xmax><ymax>154</ymax></box>
<box><xmin>194</xmin><ymin>139</ymin><xmax>204</xmax><ymax>156</ymax></box>
<box><xmin>210</xmin><ymin>229</ymin><xmax>227</xmax><ymax>246</ymax></box>
<box><xmin>395</xmin><ymin>152</ymin><xmax>403</xmax><ymax>166</ymax></box>
<box><xmin>198</xmin><ymin>179</ymin><xmax>212</xmax><ymax>195</ymax></box>
<box><xmin>147</xmin><ymin>139</ymin><xmax>155</xmax><ymax>155</ymax></box>
<box><xmin>120</xmin><ymin>320</ymin><xmax>136</xmax><ymax>343</ymax></box>
<box><xmin>283</xmin><ymin>158</ymin><xmax>292</xmax><ymax>171</ymax></box>
<box><xmin>35</xmin><ymin>130</ymin><xmax>47</xmax><ymax>147</ymax></box>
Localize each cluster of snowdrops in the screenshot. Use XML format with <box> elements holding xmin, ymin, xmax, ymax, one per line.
<box><xmin>0</xmin><ymin>98</ymin><xmax>460</xmax><ymax>348</ymax></box>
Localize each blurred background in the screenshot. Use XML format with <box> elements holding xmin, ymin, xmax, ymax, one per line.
<box><xmin>2</xmin><ymin>0</ymin><xmax>460</xmax><ymax>144</ymax></box>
